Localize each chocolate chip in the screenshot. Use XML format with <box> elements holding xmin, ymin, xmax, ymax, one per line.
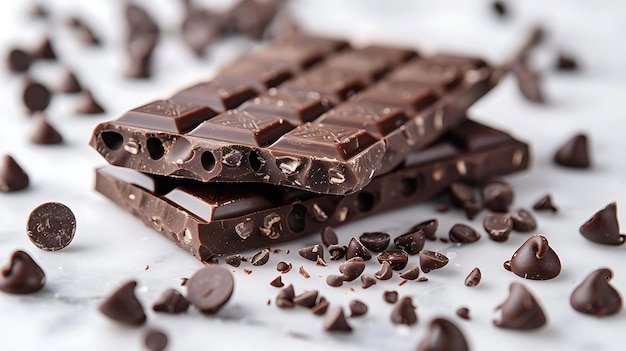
<box><xmin>464</xmin><ymin>267</ymin><xmax>482</xmax><ymax>287</ymax></box>
<box><xmin>323</xmin><ymin>307</ymin><xmax>352</xmax><ymax>332</ymax></box>
<box><xmin>449</xmin><ymin>182</ymin><xmax>476</xmax><ymax>208</ymax></box>
<box><xmin>30</xmin><ymin>113</ymin><xmax>63</xmax><ymax>145</ymax></box>
<box><xmin>298</xmin><ymin>244</ymin><xmax>324</xmax><ymax>261</ymax></box>
<box><xmin>374</xmin><ymin>261</ymin><xmax>393</xmax><ymax>280</ymax></box>
<box><xmin>30</xmin><ymin>3</ymin><xmax>50</xmax><ymax>19</ymax></box>
<box><xmin>394</xmin><ymin>228</ymin><xmax>426</xmax><ymax>254</ymax></box>
<box><xmin>361</xmin><ymin>275</ymin><xmax>376</xmax><ymax>289</ymax></box>
<box><xmin>399</xmin><ymin>266</ymin><xmax>420</xmax><ymax>280</ymax></box>
<box><xmin>326</xmin><ymin>274</ymin><xmax>344</xmax><ymax>287</ymax></box>
<box><xmin>483</xmin><ymin>213</ymin><xmax>513</xmax><ymax>242</ymax></box>
<box><xmin>0</xmin><ymin>155</ymin><xmax>29</xmax><ymax>192</ymax></box>
<box><xmin>144</xmin><ymin>330</ymin><xmax>168</xmax><ymax>351</ymax></box>
<box><xmin>360</xmin><ymin>232</ymin><xmax>390</xmax><ymax>252</ymax></box>
<box><xmin>32</xmin><ymin>37</ymin><xmax>56</xmax><ymax>60</ymax></box>
<box><xmin>346</xmin><ymin>237</ymin><xmax>372</xmax><ymax>261</ymax></box>
<box><xmin>26</xmin><ymin>202</ymin><xmax>76</xmax><ymax>251</ymax></box>
<box><xmin>321</xmin><ymin>226</ymin><xmax>338</xmax><ymax>246</ymax></box>
<box><xmin>293</xmin><ymin>290</ymin><xmax>318</xmax><ymax>308</ymax></box>
<box><xmin>224</xmin><ymin>254</ymin><xmax>242</xmax><ymax>267</ymax></box>
<box><xmin>410</xmin><ymin>219</ymin><xmax>438</xmax><ymax>241</ymax></box>
<box><xmin>328</xmin><ymin>244</ymin><xmax>346</xmax><ymax>260</ymax></box>
<box><xmin>7</xmin><ymin>48</ymin><xmax>31</xmax><ymax>73</ymax></box>
<box><xmin>418</xmin><ymin>318</ymin><xmax>469</xmax><ymax>351</ymax></box>
<box><xmin>533</xmin><ymin>194</ymin><xmax>558</xmax><ymax>212</ymax></box>
<box><xmin>481</xmin><ymin>179</ymin><xmax>514</xmax><ymax>213</ymax></box>
<box><xmin>570</xmin><ymin>268</ymin><xmax>622</xmax><ymax>317</ymax></box>
<box><xmin>463</xmin><ymin>201</ymin><xmax>484</xmax><ymax>220</ymax></box>
<box><xmin>377</xmin><ymin>249</ymin><xmax>409</xmax><ymax>270</ymax></box>
<box><xmin>23</xmin><ymin>80</ymin><xmax>52</xmax><ymax>113</ymax></box>
<box><xmin>579</xmin><ymin>202</ymin><xmax>625</xmax><ymax>245</ymax></box>
<box><xmin>181</xmin><ymin>9</ymin><xmax>223</xmax><ymax>56</ymax></box>
<box><xmin>349</xmin><ymin>299</ymin><xmax>368</xmax><ymax>317</ymax></box>
<box><xmin>511</xmin><ymin>208</ymin><xmax>537</xmax><ymax>232</ymax></box>
<box><xmin>456</xmin><ymin>307</ymin><xmax>471</xmax><ymax>320</ymax></box>
<box><xmin>311</xmin><ymin>298</ymin><xmax>329</xmax><ymax>315</ymax></box>
<box><xmin>0</xmin><ymin>250</ymin><xmax>46</xmax><ymax>294</ymax></box>
<box><xmin>383</xmin><ymin>290</ymin><xmax>398</xmax><ymax>304</ymax></box>
<box><xmin>339</xmin><ymin>257</ymin><xmax>365</xmax><ymax>281</ymax></box>
<box><xmin>263</xmin><ymin>7</ymin><xmax>300</xmax><ymax>40</ymax></box>
<box><xmin>513</xmin><ymin>64</ymin><xmax>545</xmax><ymax>103</ymax></box>
<box><xmin>270</xmin><ymin>275</ymin><xmax>284</xmax><ymax>288</ymax></box>
<box><xmin>554</xmin><ymin>133</ymin><xmax>591</xmax><ymax>168</ymax></box>
<box><xmin>492</xmin><ymin>1</ymin><xmax>508</xmax><ymax>18</ymax></box>
<box><xmin>276</xmin><ymin>284</ymin><xmax>295</xmax><ymax>308</ymax></box>
<box><xmin>99</xmin><ymin>280</ymin><xmax>146</xmax><ymax>325</ymax></box>
<box><xmin>251</xmin><ymin>248</ymin><xmax>270</xmax><ymax>266</ymax></box>
<box><xmin>556</xmin><ymin>52</ymin><xmax>579</xmax><ymax>71</ymax></box>
<box><xmin>390</xmin><ymin>296</ymin><xmax>417</xmax><ymax>326</ymax></box>
<box><xmin>57</xmin><ymin>69</ymin><xmax>82</xmax><ymax>94</ymax></box>
<box><xmin>75</xmin><ymin>90</ymin><xmax>105</xmax><ymax>114</ymax></box>
<box><xmin>504</xmin><ymin>234</ymin><xmax>561</xmax><ymax>280</ymax></box>
<box><xmin>276</xmin><ymin>261</ymin><xmax>292</xmax><ymax>273</ymax></box>
<box><xmin>494</xmin><ymin>282</ymin><xmax>547</xmax><ymax>330</ymax></box>
<box><xmin>186</xmin><ymin>266</ymin><xmax>234</xmax><ymax>314</ymax></box>
<box><xmin>449</xmin><ymin>223</ymin><xmax>481</xmax><ymax>243</ymax></box>
<box><xmin>152</xmin><ymin>288</ymin><xmax>189</xmax><ymax>313</ymax></box>
<box><xmin>419</xmin><ymin>250</ymin><xmax>449</xmax><ymax>273</ymax></box>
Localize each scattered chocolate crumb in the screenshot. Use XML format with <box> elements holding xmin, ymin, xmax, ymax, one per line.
<box><xmin>361</xmin><ymin>275</ymin><xmax>376</xmax><ymax>289</ymax></box>
<box><xmin>483</xmin><ymin>213</ymin><xmax>513</xmax><ymax>242</ymax></box>
<box><xmin>417</xmin><ymin>277</ymin><xmax>429</xmax><ymax>282</ymax></box>
<box><xmin>383</xmin><ymin>290</ymin><xmax>399</xmax><ymax>304</ymax></box>
<box><xmin>326</xmin><ymin>274</ymin><xmax>344</xmax><ymax>287</ymax></box>
<box><xmin>276</xmin><ymin>284</ymin><xmax>295</xmax><ymax>308</ymax></box>
<box><xmin>276</xmin><ymin>261</ymin><xmax>292</xmax><ymax>273</ymax></box>
<box><xmin>267</xmin><ymin>299</ymin><xmax>271</xmax><ymax>305</ymax></box>
<box><xmin>285</xmin><ymin>249</ymin><xmax>290</xmax><ymax>254</ymax></box>
<box><xmin>298</xmin><ymin>244</ymin><xmax>324</xmax><ymax>261</ymax></box>
<box><xmin>570</xmin><ymin>268</ymin><xmax>623</xmax><ymax>317</ymax></box>
<box><xmin>312</xmin><ymin>299</ymin><xmax>330</xmax><ymax>315</ymax></box>
<box><xmin>394</xmin><ymin>228</ymin><xmax>426</xmax><ymax>254</ymax></box>
<box><xmin>99</xmin><ymin>280</ymin><xmax>146</xmax><ymax>325</ymax></box>
<box><xmin>390</xmin><ymin>296</ymin><xmax>418</xmax><ymax>326</ymax></box>
<box><xmin>399</xmin><ymin>266</ymin><xmax>420</xmax><ymax>280</ymax></box>
<box><xmin>339</xmin><ymin>257</ymin><xmax>366</xmax><ymax>281</ymax></box>
<box><xmin>0</xmin><ymin>155</ymin><xmax>30</xmax><ymax>192</ymax></box>
<box><xmin>270</xmin><ymin>275</ymin><xmax>284</xmax><ymax>288</ymax></box>
<box><xmin>23</xmin><ymin>80</ymin><xmax>52</xmax><ymax>114</ymax></box>
<box><xmin>75</xmin><ymin>90</ymin><xmax>105</xmax><ymax>114</ymax></box>
<box><xmin>298</xmin><ymin>265</ymin><xmax>310</xmax><ymax>278</ymax></box>
<box><xmin>144</xmin><ymin>265</ymin><xmax>149</xmax><ymax>270</ymax></box>
<box><xmin>346</xmin><ymin>237</ymin><xmax>372</xmax><ymax>261</ymax></box>
<box><xmin>464</xmin><ymin>267</ymin><xmax>482</xmax><ymax>287</ymax></box>
<box><xmin>456</xmin><ymin>307</ymin><xmax>471</xmax><ymax>320</ymax></box>
<box><xmin>449</xmin><ymin>223</ymin><xmax>481</xmax><ymax>243</ymax></box>
<box><xmin>492</xmin><ymin>1</ymin><xmax>508</xmax><ymax>17</ymax></box>
<box><xmin>273</xmin><ymin>249</ymin><xmax>281</xmax><ymax>254</ymax></box>
<box><xmin>419</xmin><ymin>250</ymin><xmax>449</xmax><ymax>273</ymax></box>
<box><xmin>556</xmin><ymin>52</ymin><xmax>579</xmax><ymax>71</ymax></box>
<box><xmin>374</xmin><ymin>261</ymin><xmax>393</xmax><ymax>280</ymax></box>
<box><xmin>533</xmin><ymin>194</ymin><xmax>558</xmax><ymax>212</ymax></box>
<box><xmin>152</xmin><ymin>288</ymin><xmax>189</xmax><ymax>314</ymax></box>
<box><xmin>360</xmin><ymin>232</ymin><xmax>391</xmax><ymax>252</ymax></box>
<box><xmin>324</xmin><ymin>307</ymin><xmax>352</xmax><ymax>332</ymax></box>
<box><xmin>316</xmin><ymin>257</ymin><xmax>328</xmax><ymax>266</ymax></box>
<box><xmin>399</xmin><ymin>279</ymin><xmax>408</xmax><ymax>286</ymax></box>
<box><xmin>321</xmin><ymin>226</ymin><xmax>338</xmax><ymax>246</ymax></box>
<box><xmin>494</xmin><ymin>282</ymin><xmax>547</xmax><ymax>330</ymax></box>
<box><xmin>243</xmin><ymin>268</ymin><xmax>252</xmax><ymax>275</ymax></box>
<box><xmin>293</xmin><ymin>290</ymin><xmax>319</xmax><ymax>308</ymax></box>
<box><xmin>0</xmin><ymin>250</ymin><xmax>46</xmax><ymax>294</ymax></box>
<box><xmin>7</xmin><ymin>48</ymin><xmax>31</xmax><ymax>73</ymax></box>
<box><xmin>251</xmin><ymin>248</ymin><xmax>270</xmax><ymax>266</ymax></box>
<box><xmin>144</xmin><ymin>329</ymin><xmax>168</xmax><ymax>351</ymax></box>
<box><xmin>418</xmin><ymin>318</ymin><xmax>469</xmax><ymax>351</ymax></box>
<box><xmin>30</xmin><ymin>113</ymin><xmax>63</xmax><ymax>145</ymax></box>
<box><xmin>579</xmin><ymin>202</ymin><xmax>625</xmax><ymax>245</ymax></box>
<box><xmin>504</xmin><ymin>234</ymin><xmax>561</xmax><ymax>280</ymax></box>
<box><xmin>511</xmin><ymin>208</ymin><xmax>538</xmax><ymax>232</ymax></box>
<box><xmin>180</xmin><ymin>278</ymin><xmax>188</xmax><ymax>286</ymax></box>
<box><xmin>349</xmin><ymin>299</ymin><xmax>368</xmax><ymax>317</ymax></box>
<box><xmin>554</xmin><ymin>133</ymin><xmax>591</xmax><ymax>168</ymax></box>
<box><xmin>224</xmin><ymin>254</ymin><xmax>242</xmax><ymax>267</ymax></box>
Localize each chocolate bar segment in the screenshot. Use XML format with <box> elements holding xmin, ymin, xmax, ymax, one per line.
<box><xmin>95</xmin><ymin>120</ymin><xmax>529</xmax><ymax>262</ymax></box>
<box><xmin>91</xmin><ymin>33</ymin><xmax>500</xmax><ymax>195</ymax></box>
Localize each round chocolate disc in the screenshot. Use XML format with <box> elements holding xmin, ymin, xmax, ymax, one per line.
<box><xmin>187</xmin><ymin>265</ymin><xmax>234</xmax><ymax>314</ymax></box>
<box><xmin>26</xmin><ymin>202</ymin><xmax>76</xmax><ymax>251</ymax></box>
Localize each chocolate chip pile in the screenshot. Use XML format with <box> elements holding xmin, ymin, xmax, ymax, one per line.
<box><xmin>1</xmin><ymin>1</ymin><xmax>625</xmax><ymax>350</ymax></box>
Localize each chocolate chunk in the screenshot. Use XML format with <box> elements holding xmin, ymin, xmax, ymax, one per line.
<box><xmin>293</xmin><ymin>290</ymin><xmax>318</xmax><ymax>308</ymax></box>
<box><xmin>32</xmin><ymin>37</ymin><xmax>56</xmax><ymax>60</ymax></box>
<box><xmin>418</xmin><ymin>318</ymin><xmax>469</xmax><ymax>351</ymax></box>
<box><xmin>276</xmin><ymin>284</ymin><xmax>295</xmax><ymax>308</ymax></box>
<box><xmin>492</xmin><ymin>1</ymin><xmax>508</xmax><ymax>17</ymax></box>
<box><xmin>504</xmin><ymin>234</ymin><xmax>561</xmax><ymax>280</ymax></box>
<box><xmin>328</xmin><ymin>244</ymin><xmax>347</xmax><ymax>261</ymax></box>
<box><xmin>394</xmin><ymin>228</ymin><xmax>426</xmax><ymax>255</ymax></box>
<box><xmin>494</xmin><ymin>282</ymin><xmax>547</xmax><ymax>330</ymax></box>
<box><xmin>349</xmin><ymin>299</ymin><xmax>368</xmax><ymax>317</ymax></box>
<box><xmin>181</xmin><ymin>9</ymin><xmax>223</xmax><ymax>56</ymax></box>
<box><xmin>556</xmin><ymin>52</ymin><xmax>579</xmax><ymax>71</ymax></box>
<box><xmin>339</xmin><ymin>257</ymin><xmax>366</xmax><ymax>281</ymax></box>
<box><xmin>186</xmin><ymin>266</ymin><xmax>234</xmax><ymax>314</ymax></box>
<box><xmin>298</xmin><ymin>244</ymin><xmax>324</xmax><ymax>261</ymax></box>
<box><xmin>144</xmin><ymin>330</ymin><xmax>168</xmax><ymax>351</ymax></box>
<box><xmin>481</xmin><ymin>179</ymin><xmax>514</xmax><ymax>213</ymax></box>
<box><xmin>99</xmin><ymin>281</ymin><xmax>146</xmax><ymax>325</ymax></box>
<box><xmin>579</xmin><ymin>202</ymin><xmax>625</xmax><ymax>245</ymax></box>
<box><xmin>390</xmin><ymin>296</ymin><xmax>418</xmax><ymax>326</ymax></box>
<box><xmin>346</xmin><ymin>237</ymin><xmax>372</xmax><ymax>261</ymax></box>
<box><xmin>511</xmin><ymin>208</ymin><xmax>537</xmax><ymax>232</ymax></box>
<box><xmin>464</xmin><ymin>267</ymin><xmax>482</xmax><ymax>287</ymax></box>
<box><xmin>377</xmin><ymin>249</ymin><xmax>409</xmax><ymax>270</ymax></box>
<box><xmin>410</xmin><ymin>219</ymin><xmax>438</xmax><ymax>241</ymax></box>
<box><xmin>152</xmin><ymin>288</ymin><xmax>189</xmax><ymax>313</ymax></box>
<box><xmin>30</xmin><ymin>113</ymin><xmax>64</xmax><ymax>145</ymax></box>
<box><xmin>449</xmin><ymin>182</ymin><xmax>476</xmax><ymax>208</ymax></box>
<box><xmin>323</xmin><ymin>307</ymin><xmax>352</xmax><ymax>332</ymax></box>
<box><xmin>483</xmin><ymin>213</ymin><xmax>513</xmax><ymax>242</ymax></box>
<box><xmin>449</xmin><ymin>223</ymin><xmax>481</xmax><ymax>243</ymax></box>
<box><xmin>224</xmin><ymin>254</ymin><xmax>242</xmax><ymax>267</ymax></box>
<box><xmin>57</xmin><ymin>69</ymin><xmax>82</xmax><ymax>94</ymax></box>
<box><xmin>76</xmin><ymin>90</ymin><xmax>105</xmax><ymax>114</ymax></box>
<box><xmin>23</xmin><ymin>80</ymin><xmax>52</xmax><ymax>113</ymax></box>
<box><xmin>570</xmin><ymin>268</ymin><xmax>622</xmax><ymax>317</ymax></box>
<box><xmin>419</xmin><ymin>250</ymin><xmax>449</xmax><ymax>273</ymax></box>
<box><xmin>321</xmin><ymin>226</ymin><xmax>338</xmax><ymax>246</ymax></box>
<box><xmin>251</xmin><ymin>248</ymin><xmax>270</xmax><ymax>266</ymax></box>
<box><xmin>26</xmin><ymin>202</ymin><xmax>76</xmax><ymax>251</ymax></box>
<box><xmin>513</xmin><ymin>64</ymin><xmax>545</xmax><ymax>103</ymax></box>
<box><xmin>270</xmin><ymin>275</ymin><xmax>284</xmax><ymax>288</ymax></box>
<box><xmin>276</xmin><ymin>261</ymin><xmax>292</xmax><ymax>273</ymax></box>
<box><xmin>361</xmin><ymin>275</ymin><xmax>376</xmax><ymax>289</ymax></box>
<box><xmin>399</xmin><ymin>266</ymin><xmax>420</xmax><ymax>280</ymax></box>
<box><xmin>0</xmin><ymin>250</ymin><xmax>46</xmax><ymax>294</ymax></box>
<box><xmin>533</xmin><ymin>194</ymin><xmax>558</xmax><ymax>212</ymax></box>
<box><xmin>554</xmin><ymin>133</ymin><xmax>591</xmax><ymax>168</ymax></box>
<box><xmin>311</xmin><ymin>298</ymin><xmax>330</xmax><ymax>315</ymax></box>
<box><xmin>360</xmin><ymin>232</ymin><xmax>391</xmax><ymax>252</ymax></box>
<box><xmin>0</xmin><ymin>155</ymin><xmax>30</xmax><ymax>192</ymax></box>
<box><xmin>7</xmin><ymin>48</ymin><xmax>31</xmax><ymax>73</ymax></box>
<box><xmin>456</xmin><ymin>307</ymin><xmax>471</xmax><ymax>320</ymax></box>
<box><xmin>374</xmin><ymin>261</ymin><xmax>393</xmax><ymax>280</ymax></box>
<box><xmin>326</xmin><ymin>274</ymin><xmax>344</xmax><ymax>287</ymax></box>
<box><xmin>383</xmin><ymin>290</ymin><xmax>399</xmax><ymax>304</ymax></box>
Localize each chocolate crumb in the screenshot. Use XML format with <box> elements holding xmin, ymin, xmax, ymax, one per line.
<box><xmin>298</xmin><ymin>265</ymin><xmax>310</xmax><ymax>278</ymax></box>
<box><xmin>417</xmin><ymin>277</ymin><xmax>429</xmax><ymax>282</ymax></box>
<box><xmin>349</xmin><ymin>299</ymin><xmax>368</xmax><ymax>317</ymax></box>
<box><xmin>390</xmin><ymin>296</ymin><xmax>418</xmax><ymax>326</ymax></box>
<box><xmin>419</xmin><ymin>250</ymin><xmax>449</xmax><ymax>273</ymax></box>
<box><xmin>0</xmin><ymin>155</ymin><xmax>30</xmax><ymax>192</ymax></box>
<box><xmin>399</xmin><ymin>279</ymin><xmax>408</xmax><ymax>286</ymax></box>
<box><xmin>456</xmin><ymin>307</ymin><xmax>471</xmax><ymax>320</ymax></box>
<box><xmin>316</xmin><ymin>257</ymin><xmax>328</xmax><ymax>266</ymax></box>
<box><xmin>464</xmin><ymin>267</ymin><xmax>482</xmax><ymax>287</ymax></box>
<box><xmin>361</xmin><ymin>275</ymin><xmax>376</xmax><ymax>289</ymax></box>
<box><xmin>99</xmin><ymin>280</ymin><xmax>146</xmax><ymax>325</ymax></box>
<box><xmin>224</xmin><ymin>254</ymin><xmax>242</xmax><ymax>267</ymax></box>
<box><xmin>418</xmin><ymin>318</ymin><xmax>469</xmax><ymax>351</ymax></box>
<box><xmin>556</xmin><ymin>52</ymin><xmax>579</xmax><ymax>71</ymax></box>
<box><xmin>570</xmin><ymin>268</ymin><xmax>622</xmax><ymax>317</ymax></box>
<box><xmin>383</xmin><ymin>290</ymin><xmax>399</xmax><ymax>304</ymax></box>
<box><xmin>492</xmin><ymin>1</ymin><xmax>508</xmax><ymax>18</ymax></box>
<box><xmin>554</xmin><ymin>133</ymin><xmax>591</xmax><ymax>168</ymax></box>
<box><xmin>180</xmin><ymin>278</ymin><xmax>188</xmax><ymax>286</ymax></box>
<box><xmin>323</xmin><ymin>307</ymin><xmax>352</xmax><ymax>332</ymax></box>
<box><xmin>144</xmin><ymin>265</ymin><xmax>149</xmax><ymax>270</ymax></box>
<box><xmin>494</xmin><ymin>282</ymin><xmax>547</xmax><ymax>330</ymax></box>
<box><xmin>276</xmin><ymin>261</ymin><xmax>292</xmax><ymax>273</ymax></box>
<box><xmin>374</xmin><ymin>261</ymin><xmax>393</xmax><ymax>280</ymax></box>
<box><xmin>579</xmin><ymin>202</ymin><xmax>625</xmax><ymax>245</ymax></box>
<box><xmin>243</xmin><ymin>268</ymin><xmax>252</xmax><ymax>275</ymax></box>
<box><xmin>251</xmin><ymin>248</ymin><xmax>270</xmax><ymax>266</ymax></box>
<box><xmin>0</xmin><ymin>250</ymin><xmax>46</xmax><ymax>294</ymax></box>
<box><xmin>533</xmin><ymin>194</ymin><xmax>558</xmax><ymax>212</ymax></box>
<box><xmin>270</xmin><ymin>275</ymin><xmax>284</xmax><ymax>288</ymax></box>
<box><xmin>152</xmin><ymin>288</ymin><xmax>189</xmax><ymax>313</ymax></box>
<box><xmin>144</xmin><ymin>329</ymin><xmax>168</xmax><ymax>351</ymax></box>
<box><xmin>399</xmin><ymin>266</ymin><xmax>420</xmax><ymax>280</ymax></box>
<box><xmin>511</xmin><ymin>208</ymin><xmax>538</xmax><ymax>232</ymax></box>
<box><xmin>326</xmin><ymin>274</ymin><xmax>344</xmax><ymax>287</ymax></box>
<box><xmin>293</xmin><ymin>290</ymin><xmax>319</xmax><ymax>308</ymax></box>
<box><xmin>504</xmin><ymin>234</ymin><xmax>561</xmax><ymax>280</ymax></box>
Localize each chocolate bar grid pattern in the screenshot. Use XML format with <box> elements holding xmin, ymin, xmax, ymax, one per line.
<box><xmin>91</xmin><ymin>33</ymin><xmax>496</xmax><ymax>195</ymax></box>
<box><xmin>95</xmin><ymin>120</ymin><xmax>530</xmax><ymax>262</ymax></box>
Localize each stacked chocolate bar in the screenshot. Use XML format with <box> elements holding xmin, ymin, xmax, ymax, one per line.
<box><xmin>90</xmin><ymin>33</ymin><xmax>529</xmax><ymax>262</ymax></box>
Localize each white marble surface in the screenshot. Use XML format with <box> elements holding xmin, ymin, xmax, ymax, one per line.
<box><xmin>1</xmin><ymin>1</ymin><xmax>626</xmax><ymax>350</ymax></box>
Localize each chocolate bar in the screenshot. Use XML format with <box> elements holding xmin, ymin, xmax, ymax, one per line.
<box><xmin>90</xmin><ymin>33</ymin><xmax>500</xmax><ymax>195</ymax></box>
<box><xmin>94</xmin><ymin>120</ymin><xmax>529</xmax><ymax>262</ymax></box>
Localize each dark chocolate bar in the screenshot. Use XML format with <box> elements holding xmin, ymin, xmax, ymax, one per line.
<box><xmin>90</xmin><ymin>33</ymin><xmax>500</xmax><ymax>195</ymax></box>
<box><xmin>94</xmin><ymin>120</ymin><xmax>529</xmax><ymax>262</ymax></box>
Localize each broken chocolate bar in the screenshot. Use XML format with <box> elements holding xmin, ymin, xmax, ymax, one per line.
<box><xmin>95</xmin><ymin>120</ymin><xmax>529</xmax><ymax>261</ymax></box>
<box><xmin>90</xmin><ymin>33</ymin><xmax>500</xmax><ymax>195</ymax></box>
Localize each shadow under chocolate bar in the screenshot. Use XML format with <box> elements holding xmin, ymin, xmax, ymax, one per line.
<box><xmin>90</xmin><ymin>33</ymin><xmax>499</xmax><ymax>195</ymax></box>
<box><xmin>94</xmin><ymin>120</ymin><xmax>529</xmax><ymax>262</ymax></box>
